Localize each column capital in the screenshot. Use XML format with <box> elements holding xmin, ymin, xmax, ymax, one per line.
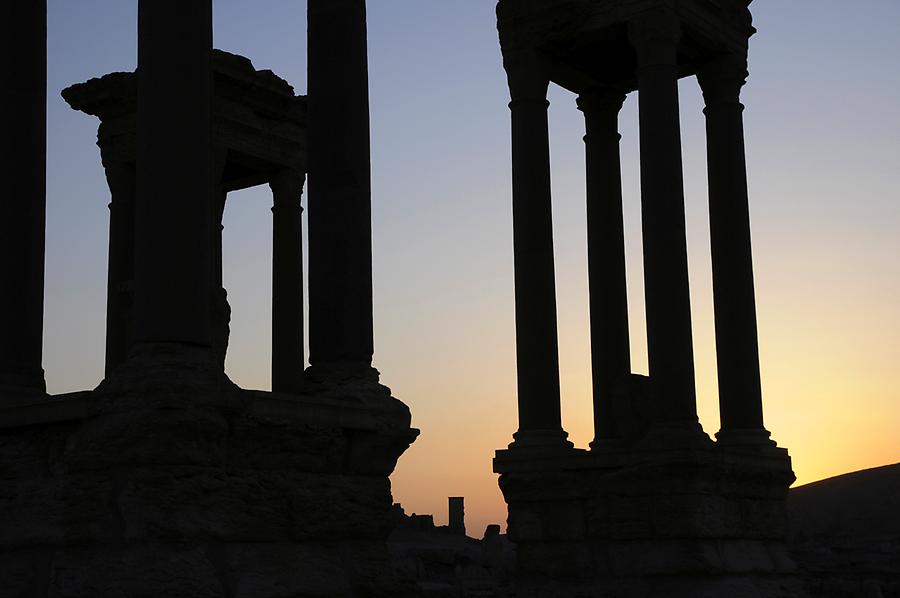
<box><xmin>269</xmin><ymin>169</ymin><xmax>306</xmax><ymax>209</ymax></box>
<box><xmin>576</xmin><ymin>87</ymin><xmax>627</xmax><ymax>116</ymax></box>
<box><xmin>628</xmin><ymin>12</ymin><xmax>682</xmax><ymax>68</ymax></box>
<box><xmin>504</xmin><ymin>51</ymin><xmax>551</xmax><ymax>106</ymax></box>
<box><xmin>697</xmin><ymin>53</ymin><xmax>749</xmax><ymax>110</ymax></box>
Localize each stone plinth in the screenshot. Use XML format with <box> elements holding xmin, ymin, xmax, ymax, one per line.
<box><xmin>0</xmin><ymin>376</ymin><xmax>418</xmax><ymax>597</ymax></box>
<box><xmin>495</xmin><ymin>442</ymin><xmax>804</xmax><ymax>598</ymax></box>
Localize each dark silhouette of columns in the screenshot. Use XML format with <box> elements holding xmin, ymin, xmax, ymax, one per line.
<box><xmin>270</xmin><ymin>170</ymin><xmax>305</xmax><ymax>393</ymax></box>
<box><xmin>698</xmin><ymin>54</ymin><xmax>770</xmax><ymax>443</ymax></box>
<box><xmin>505</xmin><ymin>56</ymin><xmax>568</xmax><ymax>446</ymax></box>
<box><xmin>132</xmin><ymin>0</ymin><xmax>213</xmax><ymax>349</ymax></box>
<box><xmin>628</xmin><ymin>16</ymin><xmax>699</xmax><ymax>426</ymax></box>
<box><xmin>0</xmin><ymin>0</ymin><xmax>47</xmax><ymax>395</ymax></box>
<box><xmin>307</xmin><ymin>0</ymin><xmax>374</xmax><ymax>376</ymax></box>
<box><xmin>577</xmin><ymin>89</ymin><xmax>630</xmax><ymax>445</ymax></box>
<box><xmin>102</xmin><ymin>162</ymin><xmax>136</xmax><ymax>376</ymax></box>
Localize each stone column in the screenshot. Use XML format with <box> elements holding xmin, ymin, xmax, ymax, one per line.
<box><xmin>210</xmin><ymin>149</ymin><xmax>229</xmax><ymax>370</ymax></box>
<box><xmin>577</xmin><ymin>89</ymin><xmax>630</xmax><ymax>445</ymax></box>
<box><xmin>307</xmin><ymin>0</ymin><xmax>374</xmax><ymax>379</ymax></box>
<box><xmin>628</xmin><ymin>16</ymin><xmax>699</xmax><ymax>428</ymax></box>
<box><xmin>0</xmin><ymin>0</ymin><xmax>47</xmax><ymax>396</ymax></box>
<box><xmin>102</xmin><ymin>161</ymin><xmax>137</xmax><ymax>376</ymax></box>
<box><xmin>698</xmin><ymin>54</ymin><xmax>770</xmax><ymax>443</ymax></box>
<box><xmin>505</xmin><ymin>55</ymin><xmax>568</xmax><ymax>447</ymax></box>
<box><xmin>211</xmin><ymin>188</ymin><xmax>228</xmax><ymax>370</ymax></box>
<box><xmin>132</xmin><ymin>0</ymin><xmax>213</xmax><ymax>349</ymax></box>
<box><xmin>270</xmin><ymin>170</ymin><xmax>306</xmax><ymax>393</ymax></box>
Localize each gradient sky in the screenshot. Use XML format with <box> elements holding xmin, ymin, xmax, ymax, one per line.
<box><xmin>45</xmin><ymin>1</ymin><xmax>900</xmax><ymax>536</ymax></box>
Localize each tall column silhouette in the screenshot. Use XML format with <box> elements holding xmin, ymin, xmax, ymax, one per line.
<box><xmin>629</xmin><ymin>16</ymin><xmax>699</xmax><ymax>427</ymax></box>
<box><xmin>577</xmin><ymin>89</ymin><xmax>630</xmax><ymax>445</ymax></box>
<box><xmin>102</xmin><ymin>162</ymin><xmax>136</xmax><ymax>376</ymax></box>
<box><xmin>505</xmin><ymin>56</ymin><xmax>568</xmax><ymax>446</ymax></box>
<box><xmin>132</xmin><ymin>0</ymin><xmax>213</xmax><ymax>349</ymax></box>
<box><xmin>698</xmin><ymin>54</ymin><xmax>770</xmax><ymax>443</ymax></box>
<box><xmin>271</xmin><ymin>170</ymin><xmax>305</xmax><ymax>393</ymax></box>
<box><xmin>0</xmin><ymin>0</ymin><xmax>47</xmax><ymax>396</ymax></box>
<box><xmin>307</xmin><ymin>0</ymin><xmax>374</xmax><ymax>377</ymax></box>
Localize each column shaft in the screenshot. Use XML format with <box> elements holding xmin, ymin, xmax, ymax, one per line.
<box><xmin>698</xmin><ymin>56</ymin><xmax>766</xmax><ymax>435</ymax></box>
<box><xmin>578</xmin><ymin>90</ymin><xmax>630</xmax><ymax>443</ymax></box>
<box><xmin>271</xmin><ymin>172</ymin><xmax>305</xmax><ymax>393</ymax></box>
<box><xmin>103</xmin><ymin>162</ymin><xmax>137</xmax><ymax>376</ymax></box>
<box><xmin>211</xmin><ymin>187</ymin><xmax>228</xmax><ymax>370</ymax></box>
<box><xmin>0</xmin><ymin>0</ymin><xmax>47</xmax><ymax>394</ymax></box>
<box><xmin>506</xmin><ymin>59</ymin><xmax>565</xmax><ymax>441</ymax></box>
<box><xmin>629</xmin><ymin>18</ymin><xmax>698</xmax><ymax>425</ymax></box>
<box><xmin>307</xmin><ymin>0</ymin><xmax>374</xmax><ymax>372</ymax></box>
<box><xmin>133</xmin><ymin>0</ymin><xmax>213</xmax><ymax>347</ymax></box>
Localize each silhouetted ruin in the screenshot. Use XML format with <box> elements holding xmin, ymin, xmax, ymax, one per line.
<box><xmin>0</xmin><ymin>1</ymin><xmax>417</xmax><ymax>595</ymax></box>
<box><xmin>62</xmin><ymin>50</ymin><xmax>308</xmax><ymax>380</ymax></box>
<box><xmin>1</xmin><ymin>0</ymin><xmax>896</xmax><ymax>597</ymax></box>
<box><xmin>494</xmin><ymin>0</ymin><xmax>802</xmax><ymax>596</ymax></box>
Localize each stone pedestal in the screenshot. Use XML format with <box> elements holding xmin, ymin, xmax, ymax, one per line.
<box><xmin>0</xmin><ymin>378</ymin><xmax>419</xmax><ymax>597</ymax></box>
<box><xmin>495</xmin><ymin>442</ymin><xmax>805</xmax><ymax>598</ymax></box>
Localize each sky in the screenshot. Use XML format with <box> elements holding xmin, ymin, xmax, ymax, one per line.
<box><xmin>45</xmin><ymin>1</ymin><xmax>900</xmax><ymax>536</ymax></box>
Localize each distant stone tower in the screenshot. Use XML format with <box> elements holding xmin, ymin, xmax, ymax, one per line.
<box><xmin>0</xmin><ymin>1</ymin><xmax>418</xmax><ymax>596</ymax></box>
<box><xmin>493</xmin><ymin>0</ymin><xmax>803</xmax><ymax>596</ymax></box>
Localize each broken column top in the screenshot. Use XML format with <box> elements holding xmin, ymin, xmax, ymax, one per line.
<box><xmin>497</xmin><ymin>0</ymin><xmax>755</xmax><ymax>93</ymax></box>
<box><xmin>62</xmin><ymin>50</ymin><xmax>307</xmax><ymax>192</ymax></box>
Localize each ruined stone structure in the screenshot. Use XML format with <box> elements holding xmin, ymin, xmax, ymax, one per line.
<box><xmin>0</xmin><ymin>1</ymin><xmax>418</xmax><ymax>596</ymax></box>
<box><xmin>493</xmin><ymin>1</ymin><xmax>802</xmax><ymax>596</ymax></box>
<box><xmin>62</xmin><ymin>50</ymin><xmax>309</xmax><ymax>387</ymax></box>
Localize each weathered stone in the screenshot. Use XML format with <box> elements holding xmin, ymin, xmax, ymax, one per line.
<box><xmin>49</xmin><ymin>545</ymin><xmax>225</xmax><ymax>598</ymax></box>
<box><xmin>61</xmin><ymin>408</ymin><xmax>228</xmax><ymax>470</ymax></box>
<box><xmin>118</xmin><ymin>467</ymin><xmax>292</xmax><ymax>542</ymax></box>
<box><xmin>228</xmin><ymin>415</ymin><xmax>345</xmax><ymax>472</ymax></box>
<box><xmin>0</xmin><ymin>551</ymin><xmax>47</xmax><ymax>598</ymax></box>
<box><xmin>289</xmin><ymin>474</ymin><xmax>393</xmax><ymax>540</ymax></box>
<box><xmin>0</xmin><ymin>474</ymin><xmax>117</xmax><ymax>547</ymax></box>
<box><xmin>0</xmin><ymin>427</ymin><xmax>50</xmax><ymax>479</ymax></box>
<box><xmin>225</xmin><ymin>543</ymin><xmax>352</xmax><ymax>598</ymax></box>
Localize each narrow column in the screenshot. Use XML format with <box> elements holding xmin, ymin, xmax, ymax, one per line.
<box><xmin>628</xmin><ymin>15</ymin><xmax>699</xmax><ymax>428</ymax></box>
<box><xmin>132</xmin><ymin>0</ymin><xmax>213</xmax><ymax>349</ymax></box>
<box><xmin>270</xmin><ymin>170</ymin><xmax>306</xmax><ymax>393</ymax></box>
<box><xmin>505</xmin><ymin>55</ymin><xmax>568</xmax><ymax>447</ymax></box>
<box><xmin>211</xmin><ymin>188</ymin><xmax>229</xmax><ymax>370</ymax></box>
<box><xmin>698</xmin><ymin>54</ymin><xmax>770</xmax><ymax>443</ymax></box>
<box><xmin>307</xmin><ymin>0</ymin><xmax>374</xmax><ymax>378</ymax></box>
<box><xmin>210</xmin><ymin>148</ymin><xmax>229</xmax><ymax>370</ymax></box>
<box><xmin>0</xmin><ymin>0</ymin><xmax>47</xmax><ymax>396</ymax></box>
<box><xmin>577</xmin><ymin>89</ymin><xmax>630</xmax><ymax>445</ymax></box>
<box><xmin>102</xmin><ymin>161</ymin><xmax>137</xmax><ymax>376</ymax></box>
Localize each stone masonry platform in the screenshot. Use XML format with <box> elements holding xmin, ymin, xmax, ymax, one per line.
<box><xmin>0</xmin><ymin>368</ymin><xmax>418</xmax><ymax>597</ymax></box>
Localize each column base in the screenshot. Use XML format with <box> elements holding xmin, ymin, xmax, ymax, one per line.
<box><xmin>94</xmin><ymin>342</ymin><xmax>238</xmax><ymax>412</ymax></box>
<box><xmin>509</xmin><ymin>429</ymin><xmax>574</xmax><ymax>451</ymax></box>
<box><xmin>0</xmin><ymin>365</ymin><xmax>47</xmax><ymax>402</ymax></box>
<box><xmin>716</xmin><ymin>427</ymin><xmax>777</xmax><ymax>447</ymax></box>
<box><xmin>305</xmin><ymin>361</ymin><xmax>379</xmax><ymax>385</ymax></box>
